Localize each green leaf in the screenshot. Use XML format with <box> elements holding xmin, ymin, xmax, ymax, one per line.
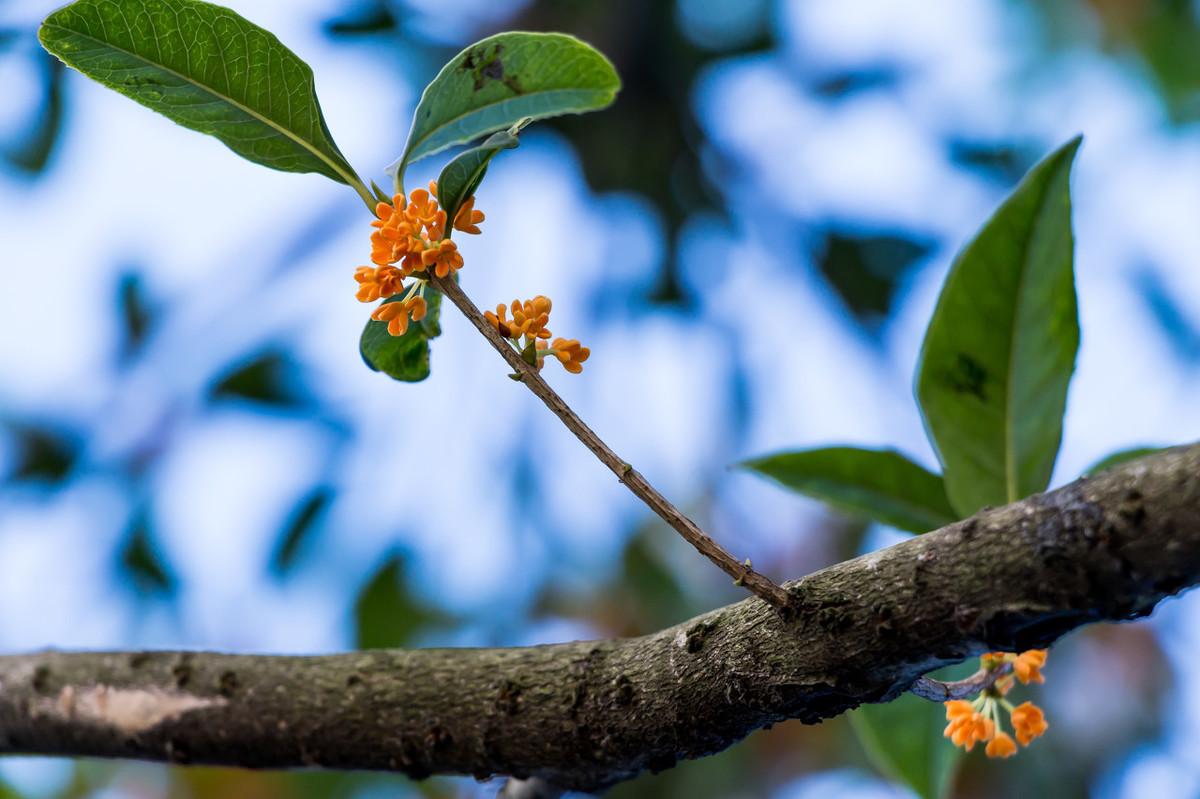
<box><xmin>38</xmin><ymin>0</ymin><xmax>370</xmax><ymax>205</ymax></box>
<box><xmin>359</xmin><ymin>288</ymin><xmax>443</xmax><ymax>382</ymax></box>
<box><xmin>740</xmin><ymin>447</ymin><xmax>956</xmax><ymax>534</ymax></box>
<box><xmin>1084</xmin><ymin>446</ymin><xmax>1165</xmax><ymax>476</ymax></box>
<box><xmin>397</xmin><ymin>31</ymin><xmax>620</xmax><ymax>182</ymax></box>
<box><xmin>436</xmin><ymin>127</ymin><xmax>520</xmax><ymax>235</ymax></box>
<box><xmin>850</xmin><ymin>693</ymin><xmax>960</xmax><ymax>799</ymax></box>
<box><xmin>916</xmin><ymin>137</ymin><xmax>1081</xmax><ymax>517</ymax></box>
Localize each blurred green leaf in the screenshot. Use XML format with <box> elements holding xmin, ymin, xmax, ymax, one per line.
<box><xmin>212</xmin><ymin>350</ymin><xmax>305</xmax><ymax>406</ymax></box>
<box><xmin>436</xmin><ymin>127</ymin><xmax>520</xmax><ymax>235</ymax></box>
<box><xmin>324</xmin><ymin>1</ymin><xmax>396</xmax><ymax>36</ymax></box>
<box><xmin>619</xmin><ymin>533</ymin><xmax>692</xmax><ymax>630</ymax></box>
<box><xmin>916</xmin><ymin>137</ymin><xmax>1081</xmax><ymax>517</ymax></box>
<box><xmin>8</xmin><ymin>423</ymin><xmax>76</xmax><ymax>483</ymax></box>
<box><xmin>397</xmin><ymin>31</ymin><xmax>620</xmax><ymax>181</ymax></box>
<box><xmin>117</xmin><ymin>272</ymin><xmax>154</xmax><ymax>359</ymax></box>
<box><xmin>354</xmin><ymin>552</ymin><xmax>440</xmax><ymax>649</ymax></box>
<box><xmin>360</xmin><ymin>288</ymin><xmax>442</xmax><ymax>382</ymax></box>
<box><xmin>271</xmin><ymin>488</ymin><xmax>332</xmax><ymax>576</ymax></box>
<box><xmin>4</xmin><ymin>55</ymin><xmax>64</xmax><ymax>175</ymax></box>
<box><xmin>118</xmin><ymin>513</ymin><xmax>175</xmax><ymax>596</ymax></box>
<box><xmin>947</xmin><ymin>138</ymin><xmax>1036</xmax><ymax>186</ymax></box>
<box><xmin>38</xmin><ymin>0</ymin><xmax>368</xmax><ymax>200</ymax></box>
<box><xmin>1084</xmin><ymin>446</ymin><xmax>1166</xmax><ymax>477</ymax></box>
<box><xmin>740</xmin><ymin>447</ymin><xmax>956</xmax><ymax>534</ymax></box>
<box><xmin>815</xmin><ymin>229</ymin><xmax>934</xmax><ymax>328</ymax></box>
<box><xmin>850</xmin><ymin>693</ymin><xmax>960</xmax><ymax>799</ymax></box>
<box><xmin>1135</xmin><ymin>265</ymin><xmax>1200</xmax><ymax>363</ymax></box>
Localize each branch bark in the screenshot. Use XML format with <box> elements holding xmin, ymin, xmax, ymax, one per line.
<box><xmin>1</xmin><ymin>445</ymin><xmax>1198</xmax><ymax>792</ymax></box>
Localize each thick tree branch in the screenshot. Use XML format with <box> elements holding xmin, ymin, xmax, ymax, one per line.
<box><xmin>1</xmin><ymin>445</ymin><xmax>1198</xmax><ymax>791</ymax></box>
<box><xmin>429</xmin><ymin>273</ymin><xmax>794</xmax><ymax>610</ymax></box>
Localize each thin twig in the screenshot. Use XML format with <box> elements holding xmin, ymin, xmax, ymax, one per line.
<box><xmin>430</xmin><ymin>274</ymin><xmax>794</xmax><ymax>611</ymax></box>
<box><xmin>909</xmin><ymin>662</ymin><xmax>1013</xmax><ymax>701</ymax></box>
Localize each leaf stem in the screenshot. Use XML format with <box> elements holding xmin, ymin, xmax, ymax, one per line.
<box><xmin>349</xmin><ymin>175</ymin><xmax>379</xmax><ymax>212</ymax></box>
<box><xmin>429</xmin><ymin>274</ymin><xmax>794</xmax><ymax>611</ymax></box>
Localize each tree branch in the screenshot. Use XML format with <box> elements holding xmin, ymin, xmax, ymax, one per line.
<box><xmin>428</xmin><ymin>274</ymin><xmax>793</xmax><ymax>610</ymax></box>
<box><xmin>1</xmin><ymin>445</ymin><xmax>1198</xmax><ymax>792</ymax></box>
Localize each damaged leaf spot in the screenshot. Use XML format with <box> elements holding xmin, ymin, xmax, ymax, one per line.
<box><xmin>460</xmin><ymin>43</ymin><xmax>510</xmax><ymax>91</ymax></box>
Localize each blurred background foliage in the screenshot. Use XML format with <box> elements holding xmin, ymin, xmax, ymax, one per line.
<box><xmin>2</xmin><ymin>0</ymin><xmax>1200</xmax><ymax>797</ymax></box>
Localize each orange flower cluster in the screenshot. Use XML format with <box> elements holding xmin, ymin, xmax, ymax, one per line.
<box><xmin>486</xmin><ymin>296</ymin><xmax>553</xmax><ymax>340</ymax></box>
<box><xmin>354</xmin><ymin>181</ymin><xmax>484</xmax><ymax>338</ymax></box>
<box><xmin>485</xmin><ymin>296</ymin><xmax>591</xmax><ymax>375</ymax></box>
<box><xmin>943</xmin><ymin>649</ymin><xmax>1049</xmax><ymax>759</ymax></box>
<box><xmin>351</xmin><ymin>183</ymin><xmax>591</xmax><ymax>373</ymax></box>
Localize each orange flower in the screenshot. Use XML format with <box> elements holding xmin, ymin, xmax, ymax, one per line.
<box><xmin>1010</xmin><ymin>701</ymin><xmax>1048</xmax><ymax>745</ymax></box>
<box><xmin>367</xmin><ymin>188</ymin><xmax>449</xmax><ymax>271</ymax></box>
<box><xmin>408</xmin><ymin>295</ymin><xmax>428</xmax><ymax>323</ymax></box>
<box><xmin>403</xmin><ymin>189</ymin><xmax>447</xmax><ymax>240</ymax></box>
<box><xmin>943</xmin><ymin>700</ymin><xmax>996</xmax><ymax>752</ymax></box>
<box><xmin>985</xmin><ymin>731</ymin><xmax>1017</xmax><ymax>759</ymax></box>
<box><xmin>550</xmin><ymin>337</ymin><xmax>590</xmax><ymax>374</ymax></box>
<box><xmin>1013</xmin><ymin>650</ymin><xmax>1047</xmax><ymax>685</ymax></box>
<box><xmin>404</xmin><ymin>188</ymin><xmax>441</xmax><ymax>229</ymax></box>
<box><xmin>421</xmin><ymin>239</ymin><xmax>464</xmax><ymax>278</ymax></box>
<box><xmin>370</xmin><ymin>196</ymin><xmax>421</xmax><ymax>268</ymax></box>
<box><xmin>371</xmin><ymin>300</ymin><xmax>411</xmax><ymax>337</ymax></box>
<box><xmin>509</xmin><ymin>296</ymin><xmax>553</xmax><ymax>339</ymax></box>
<box><xmin>354</xmin><ymin>266</ymin><xmax>404</xmax><ymax>303</ymax></box>
<box><xmin>370</xmin><ymin>295</ymin><xmax>427</xmax><ymax>337</ymax></box>
<box><xmin>944</xmin><ymin>700</ymin><xmax>974</xmax><ymax>721</ymax></box>
<box><xmin>454</xmin><ymin>196</ymin><xmax>485</xmax><ymax>235</ymax></box>
<box><xmin>485</xmin><ymin>303</ymin><xmax>514</xmax><ymax>339</ymax></box>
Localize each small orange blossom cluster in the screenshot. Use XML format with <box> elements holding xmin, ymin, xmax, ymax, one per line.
<box><xmin>353</xmin><ymin>184</ymin><xmax>589</xmax><ymax>372</ymax></box>
<box><xmin>943</xmin><ymin>649</ymin><xmax>1049</xmax><ymax>759</ymax></box>
<box><xmin>485</xmin><ymin>296</ymin><xmax>591</xmax><ymax>374</ymax></box>
<box><xmin>353</xmin><ymin>181</ymin><xmax>484</xmax><ymax>337</ymax></box>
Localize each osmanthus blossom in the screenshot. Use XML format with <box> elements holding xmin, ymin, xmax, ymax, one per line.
<box><xmin>354</xmin><ymin>183</ymin><xmax>589</xmax><ymax>374</ymax></box>
<box><xmin>944</xmin><ymin>649</ymin><xmax>1049</xmax><ymax>759</ymax></box>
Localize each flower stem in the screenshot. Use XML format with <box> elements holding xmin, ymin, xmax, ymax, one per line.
<box><xmin>429</xmin><ymin>273</ymin><xmax>794</xmax><ymax>612</ymax></box>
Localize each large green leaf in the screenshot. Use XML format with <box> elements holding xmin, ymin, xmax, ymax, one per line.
<box><xmin>916</xmin><ymin>137</ymin><xmax>1081</xmax><ymax>517</ymax></box>
<box><xmin>39</xmin><ymin>0</ymin><xmax>370</xmax><ymax>204</ymax></box>
<box><xmin>359</xmin><ymin>288</ymin><xmax>443</xmax><ymax>382</ymax></box>
<box><xmin>436</xmin><ymin>127</ymin><xmax>520</xmax><ymax>235</ymax></box>
<box><xmin>740</xmin><ymin>447</ymin><xmax>956</xmax><ymax>534</ymax></box>
<box><xmin>396</xmin><ymin>31</ymin><xmax>620</xmax><ymax>182</ymax></box>
<box><xmin>850</xmin><ymin>693</ymin><xmax>961</xmax><ymax>799</ymax></box>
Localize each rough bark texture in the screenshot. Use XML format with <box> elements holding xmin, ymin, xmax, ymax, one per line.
<box><xmin>1</xmin><ymin>445</ymin><xmax>1198</xmax><ymax>792</ymax></box>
